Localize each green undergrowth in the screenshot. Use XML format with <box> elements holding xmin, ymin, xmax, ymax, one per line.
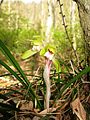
<box><xmin>0</xmin><ymin>40</ymin><xmax>90</xmax><ymax>119</ymax></box>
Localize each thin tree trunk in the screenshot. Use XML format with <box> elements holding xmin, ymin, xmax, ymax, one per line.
<box><xmin>45</xmin><ymin>0</ymin><xmax>55</xmax><ymax>44</ymax></box>
<box><xmin>15</xmin><ymin>1</ymin><xmax>19</xmax><ymax>29</ymax></box>
<box><xmin>0</xmin><ymin>0</ymin><xmax>4</xmax><ymax>6</ymax></box>
<box><xmin>41</xmin><ymin>0</ymin><xmax>46</xmax><ymax>36</ymax></box>
<box><xmin>70</xmin><ymin>1</ymin><xmax>76</xmax><ymax>51</ymax></box>
<box><xmin>8</xmin><ymin>0</ymin><xmax>11</xmax><ymax>28</ymax></box>
<box><xmin>74</xmin><ymin>0</ymin><xmax>90</xmax><ymax>80</ymax></box>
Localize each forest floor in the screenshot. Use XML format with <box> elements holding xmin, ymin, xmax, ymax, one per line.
<box><xmin>0</xmin><ymin>58</ymin><xmax>90</xmax><ymax>120</ymax></box>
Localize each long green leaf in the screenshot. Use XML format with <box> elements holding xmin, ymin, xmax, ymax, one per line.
<box><xmin>0</xmin><ymin>40</ymin><xmax>29</xmax><ymax>86</ymax></box>
<box><xmin>0</xmin><ymin>60</ymin><xmax>42</xmax><ymax>108</ymax></box>
<box><xmin>56</xmin><ymin>66</ymin><xmax>90</xmax><ymax>99</ymax></box>
<box><xmin>0</xmin><ymin>60</ymin><xmax>36</xmax><ymax>100</ymax></box>
<box><xmin>0</xmin><ymin>60</ymin><xmax>27</xmax><ymax>87</ymax></box>
<box><xmin>0</xmin><ymin>40</ymin><xmax>42</xmax><ymax>108</ymax></box>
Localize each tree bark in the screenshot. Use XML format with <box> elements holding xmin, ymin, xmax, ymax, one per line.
<box><xmin>0</xmin><ymin>0</ymin><xmax>4</xmax><ymax>6</ymax></box>
<box><xmin>74</xmin><ymin>0</ymin><xmax>90</xmax><ymax>80</ymax></box>
<box><xmin>45</xmin><ymin>0</ymin><xmax>55</xmax><ymax>43</ymax></box>
<box><xmin>70</xmin><ymin>1</ymin><xmax>76</xmax><ymax>51</ymax></box>
<box><xmin>8</xmin><ymin>0</ymin><xmax>11</xmax><ymax>28</ymax></box>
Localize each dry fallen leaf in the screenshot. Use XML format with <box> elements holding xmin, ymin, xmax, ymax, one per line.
<box><xmin>71</xmin><ymin>98</ymin><xmax>86</xmax><ymax>120</ymax></box>
<box><xmin>32</xmin><ymin>116</ymin><xmax>40</xmax><ymax>120</ymax></box>
<box><xmin>20</xmin><ymin>100</ymin><xmax>33</xmax><ymax>111</ymax></box>
<box><xmin>38</xmin><ymin>107</ymin><xmax>56</xmax><ymax>116</ymax></box>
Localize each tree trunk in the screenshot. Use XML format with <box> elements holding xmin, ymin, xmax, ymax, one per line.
<box><xmin>15</xmin><ymin>1</ymin><xmax>19</xmax><ymax>29</ymax></box>
<box><xmin>8</xmin><ymin>0</ymin><xmax>11</xmax><ymax>28</ymax></box>
<box><xmin>0</xmin><ymin>0</ymin><xmax>4</xmax><ymax>6</ymax></box>
<box><xmin>45</xmin><ymin>0</ymin><xmax>55</xmax><ymax>44</ymax></box>
<box><xmin>41</xmin><ymin>0</ymin><xmax>47</xmax><ymax>36</ymax></box>
<box><xmin>74</xmin><ymin>0</ymin><xmax>90</xmax><ymax>80</ymax></box>
<box><xmin>70</xmin><ymin>1</ymin><xmax>76</xmax><ymax>51</ymax></box>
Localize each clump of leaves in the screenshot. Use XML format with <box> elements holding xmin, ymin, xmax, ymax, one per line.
<box><xmin>0</xmin><ymin>40</ymin><xmax>42</xmax><ymax>109</ymax></box>
<box><xmin>0</xmin><ymin>39</ymin><xmax>90</xmax><ymax>120</ymax></box>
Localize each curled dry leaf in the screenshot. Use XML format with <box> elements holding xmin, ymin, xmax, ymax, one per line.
<box><xmin>71</xmin><ymin>98</ymin><xmax>86</xmax><ymax>120</ymax></box>
<box><xmin>20</xmin><ymin>100</ymin><xmax>33</xmax><ymax>111</ymax></box>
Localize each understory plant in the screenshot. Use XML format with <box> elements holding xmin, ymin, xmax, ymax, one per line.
<box><xmin>0</xmin><ymin>39</ymin><xmax>42</xmax><ymax>108</ymax></box>
<box><xmin>0</xmin><ymin>39</ymin><xmax>90</xmax><ymax>119</ymax></box>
